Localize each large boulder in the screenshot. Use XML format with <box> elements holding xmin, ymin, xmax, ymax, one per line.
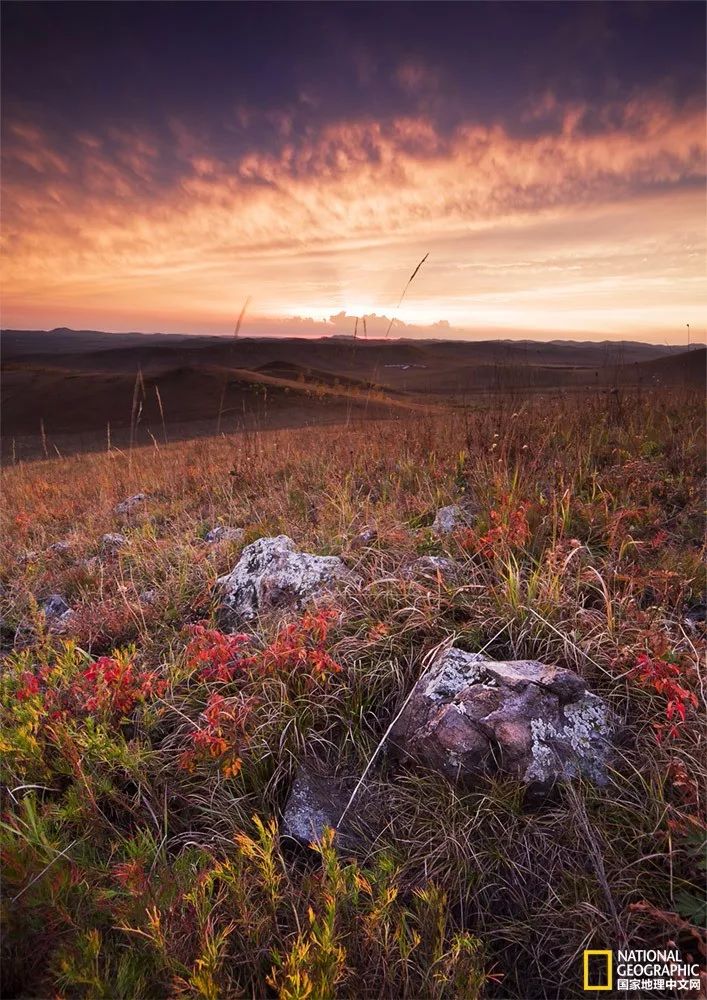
<box><xmin>217</xmin><ymin>535</ymin><xmax>354</xmax><ymax>624</ymax></box>
<box><xmin>392</xmin><ymin>648</ymin><xmax>614</xmax><ymax>790</ymax></box>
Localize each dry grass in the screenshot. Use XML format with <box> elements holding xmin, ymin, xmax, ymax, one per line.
<box><xmin>1</xmin><ymin>389</ymin><xmax>705</xmax><ymax>998</ymax></box>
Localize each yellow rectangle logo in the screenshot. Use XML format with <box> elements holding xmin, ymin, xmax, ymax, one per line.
<box><xmin>583</xmin><ymin>950</ymin><xmax>613</xmax><ymax>991</ymax></box>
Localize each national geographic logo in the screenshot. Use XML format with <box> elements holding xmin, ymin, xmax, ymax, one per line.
<box><xmin>583</xmin><ymin>951</ymin><xmax>613</xmax><ymax>992</ymax></box>
<box><xmin>583</xmin><ymin>948</ymin><xmax>702</xmax><ymax>993</ymax></box>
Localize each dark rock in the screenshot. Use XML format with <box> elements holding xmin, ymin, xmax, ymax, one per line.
<box><xmin>684</xmin><ymin>602</ymin><xmax>706</xmax><ymax>627</ymax></box>
<box><xmin>40</xmin><ymin>594</ymin><xmax>71</xmax><ymax>619</ymax></box>
<box><xmin>281</xmin><ymin>766</ymin><xmax>365</xmax><ymax>852</ymax></box>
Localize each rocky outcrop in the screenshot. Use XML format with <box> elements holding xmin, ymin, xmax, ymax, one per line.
<box><xmin>217</xmin><ymin>535</ymin><xmax>354</xmax><ymax>624</ymax></box>
<box><xmin>392</xmin><ymin>648</ymin><xmax>614</xmax><ymax>790</ymax></box>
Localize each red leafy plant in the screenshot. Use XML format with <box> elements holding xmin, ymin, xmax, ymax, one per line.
<box><xmin>179</xmin><ymin>692</ymin><xmax>254</xmax><ymax>776</ymax></box>
<box><xmin>185</xmin><ymin>610</ymin><xmax>341</xmax><ymax>684</ymax></box>
<box><xmin>629</xmin><ymin>651</ymin><xmax>698</xmax><ymax>741</ymax></box>
<box><xmin>12</xmin><ymin>649</ymin><xmax>165</xmax><ymax>725</ymax></box>
<box><xmin>186</xmin><ymin>624</ymin><xmax>256</xmax><ymax>681</ymax></box>
<box><xmin>459</xmin><ymin>496</ymin><xmax>530</xmax><ymax>558</ymax></box>
<box><xmin>179</xmin><ymin>610</ymin><xmax>342</xmax><ymax>775</ymax></box>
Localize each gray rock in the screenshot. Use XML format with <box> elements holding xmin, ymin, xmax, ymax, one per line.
<box><xmin>39</xmin><ymin>594</ymin><xmax>75</xmax><ymax>633</ymax></box>
<box><xmin>114</xmin><ymin>493</ymin><xmax>148</xmax><ymax>514</ymax></box>
<box><xmin>101</xmin><ymin>532</ymin><xmax>127</xmax><ymax>553</ymax></box>
<box><xmin>40</xmin><ymin>594</ymin><xmax>71</xmax><ymax>619</ymax></box>
<box><xmin>48</xmin><ymin>541</ymin><xmax>72</xmax><ymax>555</ymax></box>
<box><xmin>404</xmin><ymin>555</ymin><xmax>459</xmax><ymax>581</ymax></box>
<box><xmin>281</xmin><ymin>766</ymin><xmax>366</xmax><ymax>851</ymax></box>
<box><xmin>205</xmin><ymin>526</ymin><xmax>245</xmax><ymax>544</ymax></box>
<box><xmin>217</xmin><ymin>535</ymin><xmax>354</xmax><ymax>624</ymax></box>
<box><xmin>350</xmin><ymin>527</ymin><xmax>377</xmax><ymax>549</ymax></box>
<box><xmin>392</xmin><ymin>648</ymin><xmax>614</xmax><ymax>791</ymax></box>
<box><xmin>139</xmin><ymin>589</ymin><xmax>157</xmax><ymax>604</ymax></box>
<box><xmin>432</xmin><ymin>505</ymin><xmax>468</xmax><ymax>535</ymax></box>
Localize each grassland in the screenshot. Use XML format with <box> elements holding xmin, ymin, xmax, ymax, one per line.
<box><xmin>1</xmin><ymin>388</ymin><xmax>705</xmax><ymax>999</ymax></box>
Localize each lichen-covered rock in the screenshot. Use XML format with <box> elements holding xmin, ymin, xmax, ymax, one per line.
<box><xmin>101</xmin><ymin>532</ymin><xmax>127</xmax><ymax>553</ymax></box>
<box><xmin>114</xmin><ymin>493</ymin><xmax>148</xmax><ymax>514</ymax></box>
<box><xmin>217</xmin><ymin>535</ymin><xmax>354</xmax><ymax>624</ymax></box>
<box><xmin>432</xmin><ymin>505</ymin><xmax>468</xmax><ymax>535</ymax></box>
<box><xmin>392</xmin><ymin>647</ymin><xmax>614</xmax><ymax>790</ymax></box>
<box><xmin>205</xmin><ymin>526</ymin><xmax>245</xmax><ymax>544</ymax></box>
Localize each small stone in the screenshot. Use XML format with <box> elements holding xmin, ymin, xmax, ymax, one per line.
<box><xmin>139</xmin><ymin>589</ymin><xmax>157</xmax><ymax>604</ymax></box>
<box><xmin>404</xmin><ymin>555</ymin><xmax>459</xmax><ymax>581</ymax></box>
<box><xmin>350</xmin><ymin>527</ymin><xmax>377</xmax><ymax>549</ymax></box>
<box><xmin>205</xmin><ymin>526</ymin><xmax>245</xmax><ymax>544</ymax></box>
<box><xmin>40</xmin><ymin>594</ymin><xmax>71</xmax><ymax>619</ymax></box>
<box><xmin>217</xmin><ymin>535</ymin><xmax>355</xmax><ymax>624</ymax></box>
<box><xmin>114</xmin><ymin>493</ymin><xmax>148</xmax><ymax>514</ymax></box>
<box><xmin>101</xmin><ymin>532</ymin><xmax>127</xmax><ymax>553</ymax></box>
<box><xmin>48</xmin><ymin>541</ymin><xmax>72</xmax><ymax>555</ymax></box>
<box><xmin>432</xmin><ymin>505</ymin><xmax>468</xmax><ymax>535</ymax></box>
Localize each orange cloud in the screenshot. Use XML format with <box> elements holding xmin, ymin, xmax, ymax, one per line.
<box><xmin>1</xmin><ymin>97</ymin><xmax>704</xmax><ymax>339</ymax></box>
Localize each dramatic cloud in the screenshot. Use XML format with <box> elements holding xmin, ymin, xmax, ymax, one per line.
<box><xmin>1</xmin><ymin>3</ymin><xmax>705</xmax><ymax>340</ymax></box>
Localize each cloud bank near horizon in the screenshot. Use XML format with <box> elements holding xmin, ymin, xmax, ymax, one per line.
<box><xmin>1</xmin><ymin>4</ymin><xmax>704</xmax><ymax>342</ymax></box>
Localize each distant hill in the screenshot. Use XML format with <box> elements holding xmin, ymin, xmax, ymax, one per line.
<box><xmin>628</xmin><ymin>347</ymin><xmax>706</xmax><ymax>386</ymax></box>
<box><xmin>2</xmin><ymin>332</ymin><xmax>703</xmax><ymax>460</ymax></box>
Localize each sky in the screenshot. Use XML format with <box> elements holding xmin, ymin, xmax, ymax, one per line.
<box><xmin>1</xmin><ymin>1</ymin><xmax>705</xmax><ymax>342</ymax></box>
